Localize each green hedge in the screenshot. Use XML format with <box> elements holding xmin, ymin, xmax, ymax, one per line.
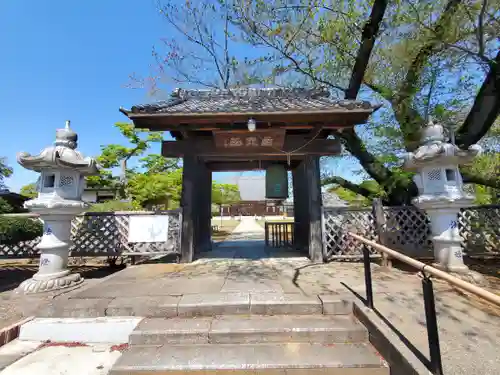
<box><xmin>0</xmin><ymin>217</ymin><xmax>43</xmax><ymax>245</ymax></box>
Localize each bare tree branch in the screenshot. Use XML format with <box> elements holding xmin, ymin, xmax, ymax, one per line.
<box><xmin>237</xmin><ymin>13</ymin><xmax>347</xmax><ymax>91</ymax></box>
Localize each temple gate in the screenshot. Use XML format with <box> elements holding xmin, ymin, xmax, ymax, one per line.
<box><xmin>120</xmin><ymin>87</ymin><xmax>378</xmax><ymax>263</ymax></box>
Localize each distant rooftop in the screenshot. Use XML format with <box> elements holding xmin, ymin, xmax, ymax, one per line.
<box><xmin>227</xmin><ymin>175</ymin><xmax>267</xmax><ymax>202</ymax></box>
<box><xmin>122</xmin><ymin>87</ymin><xmax>377</xmax><ymax>116</ymax></box>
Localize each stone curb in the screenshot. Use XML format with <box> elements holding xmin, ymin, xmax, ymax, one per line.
<box><xmin>19</xmin><ymin>317</ymin><xmax>143</xmax><ymax>344</ymax></box>
<box><xmin>352</xmin><ymin>300</ymin><xmax>433</xmax><ymax>375</ymax></box>
<box><xmin>0</xmin><ymin>317</ymin><xmax>34</xmax><ymax>348</ymax></box>
<box><xmin>38</xmin><ymin>293</ymin><xmax>356</xmax><ymax>318</ymax></box>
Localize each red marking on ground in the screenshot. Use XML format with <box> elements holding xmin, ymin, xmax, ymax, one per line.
<box><xmin>110</xmin><ymin>343</ymin><xmax>128</xmax><ymax>352</ymax></box>
<box><xmin>38</xmin><ymin>340</ymin><xmax>88</xmax><ymax>349</ymax></box>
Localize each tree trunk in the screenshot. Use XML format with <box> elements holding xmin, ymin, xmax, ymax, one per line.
<box><xmin>338</xmin><ymin>129</ymin><xmax>417</xmax><ymax>205</ymax></box>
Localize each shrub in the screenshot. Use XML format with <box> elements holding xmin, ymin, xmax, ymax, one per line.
<box><xmin>87</xmin><ymin>200</ymin><xmax>138</xmax><ymax>212</ymax></box>
<box><xmin>0</xmin><ymin>198</ymin><xmax>14</xmax><ymax>214</ymax></box>
<box><xmin>0</xmin><ymin>216</ymin><xmax>43</xmax><ymax>245</ymax></box>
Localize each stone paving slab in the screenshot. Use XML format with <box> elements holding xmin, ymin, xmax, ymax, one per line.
<box><xmin>75</xmin><ymin>276</ymin><xmax>226</xmax><ymax>298</ymax></box>
<box><xmin>0</xmin><ymin>344</ymin><xmax>122</xmax><ymax>375</ymax></box>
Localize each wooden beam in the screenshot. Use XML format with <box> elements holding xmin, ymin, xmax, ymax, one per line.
<box><xmin>131</xmin><ymin>111</ymin><xmax>373</xmax><ymax>130</ymax></box>
<box><xmin>202</xmin><ymin>155</ymin><xmax>306</xmax><ymax>162</ymax></box>
<box><xmin>162</xmin><ymin>137</ymin><xmax>341</xmax><ymax>158</ymax></box>
<box><xmin>206</xmin><ymin>160</ymin><xmax>300</xmax><ymax>171</ymax></box>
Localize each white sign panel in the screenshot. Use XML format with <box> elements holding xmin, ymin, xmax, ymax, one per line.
<box><xmin>128</xmin><ymin>215</ymin><xmax>169</xmax><ymax>243</ymax></box>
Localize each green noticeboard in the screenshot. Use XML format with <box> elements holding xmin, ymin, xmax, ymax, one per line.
<box><xmin>265</xmin><ymin>164</ymin><xmax>289</xmax><ymax>199</ymax></box>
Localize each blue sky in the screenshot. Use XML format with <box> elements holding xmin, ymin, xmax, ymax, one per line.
<box><xmin>0</xmin><ymin>0</ymin><xmax>360</xmax><ymax>192</ymax></box>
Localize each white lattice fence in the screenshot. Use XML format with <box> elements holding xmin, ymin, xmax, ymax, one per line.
<box><xmin>70</xmin><ymin>214</ymin><xmax>122</xmax><ymax>256</ymax></box>
<box><xmin>0</xmin><ymin>210</ymin><xmax>182</xmax><ymax>259</ymax></box>
<box><xmin>70</xmin><ymin>211</ymin><xmax>182</xmax><ymax>256</ymax></box>
<box><xmin>383</xmin><ymin>206</ymin><xmax>433</xmax><ymax>257</ymax></box>
<box><xmin>322</xmin><ymin>208</ymin><xmax>378</xmax><ymax>259</ymax></box>
<box><xmin>458</xmin><ymin>205</ymin><xmax>500</xmax><ymax>255</ymax></box>
<box><xmin>0</xmin><ymin>239</ymin><xmax>40</xmax><ymax>258</ymax></box>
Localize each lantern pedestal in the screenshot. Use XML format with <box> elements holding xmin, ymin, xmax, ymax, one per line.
<box><xmin>415</xmin><ymin>198</ymin><xmax>470</xmax><ymax>273</ymax></box>
<box><xmin>17</xmin><ymin>205</ymin><xmax>87</xmax><ymax>294</ymax></box>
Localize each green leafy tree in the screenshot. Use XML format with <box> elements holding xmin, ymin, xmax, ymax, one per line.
<box><xmin>20</xmin><ymin>183</ymin><xmax>38</xmax><ymax>199</ymax></box>
<box><xmin>89</xmin><ymin>122</ymin><xmax>164</xmax><ymax>198</ymax></box>
<box><xmin>0</xmin><ymin>157</ymin><xmax>13</xmax><ymax>190</ymax></box>
<box><xmin>0</xmin><ymin>216</ymin><xmax>43</xmax><ymax>245</ymax></box>
<box><xmin>212</xmin><ymin>183</ymin><xmax>241</xmax><ymax>215</ymax></box>
<box><xmin>87</xmin><ymin>200</ymin><xmax>139</xmax><ymax>212</ymax></box>
<box><xmin>0</xmin><ymin>198</ymin><xmax>13</xmax><ymax>214</ymax></box>
<box><xmin>150</xmin><ymin>0</ymin><xmax>499</xmax><ymax>205</ymax></box>
<box><xmin>139</xmin><ymin>154</ymin><xmax>180</xmax><ymax>174</ymax></box>
<box><xmin>127</xmin><ymin>169</ymin><xmax>183</xmax><ymax>209</ymax></box>
<box><xmin>463</xmin><ymin>122</ymin><xmax>500</xmax><ymax>204</ymax></box>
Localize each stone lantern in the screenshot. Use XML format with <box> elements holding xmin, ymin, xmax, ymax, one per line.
<box><xmin>403</xmin><ymin>120</ymin><xmax>482</xmax><ymax>276</ymax></box>
<box><xmin>16</xmin><ymin>121</ymin><xmax>99</xmax><ymax>294</ymax></box>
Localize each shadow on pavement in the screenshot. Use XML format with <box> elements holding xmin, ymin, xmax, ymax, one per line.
<box><xmin>0</xmin><ymin>264</ymin><xmax>125</xmax><ymax>293</ymax></box>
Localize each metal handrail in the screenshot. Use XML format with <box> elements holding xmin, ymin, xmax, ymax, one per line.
<box><xmin>348</xmin><ymin>232</ymin><xmax>500</xmax><ymax>307</ymax></box>
<box><xmin>348</xmin><ymin>232</ymin><xmax>500</xmax><ymax>375</ymax></box>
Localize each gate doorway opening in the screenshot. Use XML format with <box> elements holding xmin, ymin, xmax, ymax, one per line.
<box><xmin>120</xmin><ymin>87</ymin><xmax>378</xmax><ymax>263</ymax></box>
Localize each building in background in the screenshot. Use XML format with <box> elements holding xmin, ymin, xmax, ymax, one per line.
<box><xmin>222</xmin><ymin>175</ymin><xmax>285</xmax><ymax>216</ymax></box>
<box><xmin>82</xmin><ymin>187</ymin><xmax>117</xmax><ymax>203</ymax></box>
<box><xmin>218</xmin><ymin>176</ymin><xmax>347</xmax><ymax>216</ymax></box>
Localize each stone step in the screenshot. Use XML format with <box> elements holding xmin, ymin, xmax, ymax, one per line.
<box><xmin>129</xmin><ymin>315</ymin><xmax>368</xmax><ymax>346</ymax></box>
<box><xmin>110</xmin><ymin>343</ymin><xmax>389</xmax><ymax>375</ymax></box>
<box><xmin>40</xmin><ymin>293</ymin><xmax>352</xmax><ymax>318</ymax></box>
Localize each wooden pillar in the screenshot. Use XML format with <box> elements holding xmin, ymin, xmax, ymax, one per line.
<box><xmin>180</xmin><ymin>154</ymin><xmax>198</xmax><ymax>263</ymax></box>
<box><xmin>292</xmin><ymin>163</ymin><xmax>309</xmax><ymax>254</ymax></box>
<box><xmin>304</xmin><ymin>155</ymin><xmax>324</xmax><ymax>263</ymax></box>
<box><xmin>197</xmin><ymin>164</ymin><xmax>212</xmax><ymax>253</ymax></box>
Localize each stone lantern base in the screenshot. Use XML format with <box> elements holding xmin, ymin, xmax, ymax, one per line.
<box><xmin>17</xmin><ymin>272</ymin><xmax>83</xmax><ymax>294</ymax></box>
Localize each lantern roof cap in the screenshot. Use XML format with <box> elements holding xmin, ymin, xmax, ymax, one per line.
<box><xmin>17</xmin><ymin>121</ymin><xmax>99</xmax><ymax>175</ymax></box>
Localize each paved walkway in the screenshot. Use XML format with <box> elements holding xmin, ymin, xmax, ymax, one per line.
<box><xmin>2</xmin><ymin>222</ymin><xmax>500</xmax><ymax>375</ymax></box>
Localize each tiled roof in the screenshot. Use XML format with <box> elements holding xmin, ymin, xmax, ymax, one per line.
<box><xmin>126</xmin><ymin>87</ymin><xmax>376</xmax><ymax>115</ymax></box>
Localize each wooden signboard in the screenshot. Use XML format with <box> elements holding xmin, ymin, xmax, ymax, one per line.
<box><xmin>128</xmin><ymin>215</ymin><xmax>169</xmax><ymax>243</ymax></box>
<box><xmin>213</xmin><ymin>129</ymin><xmax>286</xmax><ymax>150</ymax></box>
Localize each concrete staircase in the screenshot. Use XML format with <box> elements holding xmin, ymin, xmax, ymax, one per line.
<box><xmin>110</xmin><ymin>294</ymin><xmax>389</xmax><ymax>375</ymax></box>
